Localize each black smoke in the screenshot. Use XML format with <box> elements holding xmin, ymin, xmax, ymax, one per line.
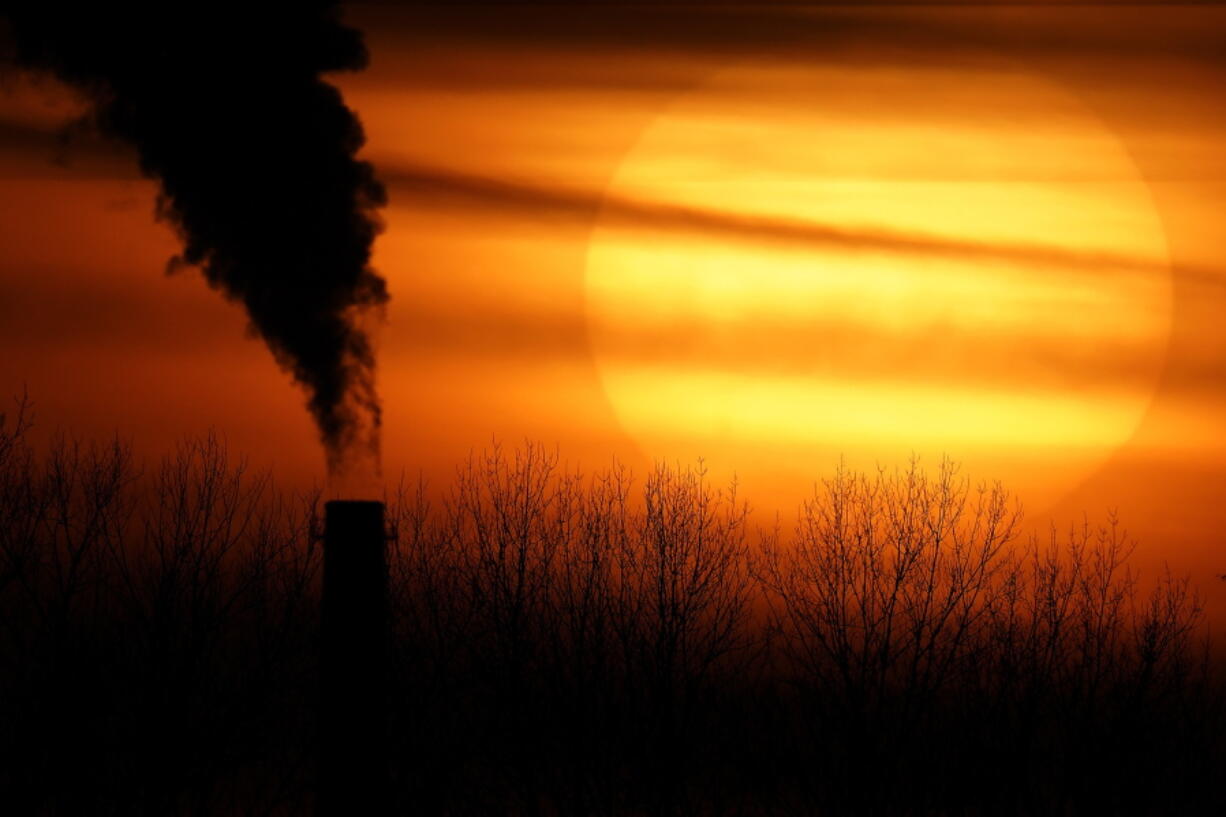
<box><xmin>0</xmin><ymin>2</ymin><xmax>388</xmax><ymax>473</ymax></box>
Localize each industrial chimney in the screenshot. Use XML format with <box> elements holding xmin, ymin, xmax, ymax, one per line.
<box><xmin>318</xmin><ymin>499</ymin><xmax>390</xmax><ymax>816</ymax></box>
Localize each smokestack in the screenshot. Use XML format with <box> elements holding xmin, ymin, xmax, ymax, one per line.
<box><xmin>318</xmin><ymin>499</ymin><xmax>389</xmax><ymax>816</ymax></box>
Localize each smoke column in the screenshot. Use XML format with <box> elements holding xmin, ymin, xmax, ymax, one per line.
<box><xmin>0</xmin><ymin>2</ymin><xmax>388</xmax><ymax>475</ymax></box>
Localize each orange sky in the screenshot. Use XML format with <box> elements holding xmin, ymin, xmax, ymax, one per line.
<box><xmin>3</xmin><ymin>3</ymin><xmax>1226</xmax><ymax>614</ymax></box>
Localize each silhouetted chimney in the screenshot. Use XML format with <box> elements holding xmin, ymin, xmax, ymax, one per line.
<box><xmin>318</xmin><ymin>500</ymin><xmax>390</xmax><ymax>816</ymax></box>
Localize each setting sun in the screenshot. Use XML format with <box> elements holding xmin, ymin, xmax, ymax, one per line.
<box><xmin>587</xmin><ymin>62</ymin><xmax>1172</xmax><ymax>508</ymax></box>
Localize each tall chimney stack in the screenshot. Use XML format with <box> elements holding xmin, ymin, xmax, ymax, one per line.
<box><xmin>318</xmin><ymin>499</ymin><xmax>390</xmax><ymax>816</ymax></box>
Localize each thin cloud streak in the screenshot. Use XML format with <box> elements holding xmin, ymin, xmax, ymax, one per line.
<box><xmin>1</xmin><ymin>106</ymin><xmax>1215</xmax><ymax>288</ymax></box>
<box><xmin>384</xmin><ymin>162</ymin><xmax>1216</xmax><ymax>285</ymax></box>
<box><xmin>3</xmin><ymin>114</ymin><xmax>1215</xmax><ymax>287</ymax></box>
<box><xmin>362</xmin><ymin>3</ymin><xmax>1226</xmax><ymax>74</ymax></box>
<box><xmin>385</xmin><ymin>297</ymin><xmax>1174</xmax><ymax>394</ymax></box>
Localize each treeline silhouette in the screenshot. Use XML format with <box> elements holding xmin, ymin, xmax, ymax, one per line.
<box><xmin>1</xmin><ymin>398</ymin><xmax>1222</xmax><ymax>816</ymax></box>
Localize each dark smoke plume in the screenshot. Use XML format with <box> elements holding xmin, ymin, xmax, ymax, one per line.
<box><xmin>0</xmin><ymin>2</ymin><xmax>388</xmax><ymax>473</ymax></box>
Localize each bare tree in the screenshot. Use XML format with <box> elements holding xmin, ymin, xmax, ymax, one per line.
<box><xmin>754</xmin><ymin>458</ymin><xmax>1215</xmax><ymax>815</ymax></box>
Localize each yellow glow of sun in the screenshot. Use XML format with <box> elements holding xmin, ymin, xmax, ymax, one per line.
<box><xmin>584</xmin><ymin>62</ymin><xmax>1172</xmax><ymax>511</ymax></box>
